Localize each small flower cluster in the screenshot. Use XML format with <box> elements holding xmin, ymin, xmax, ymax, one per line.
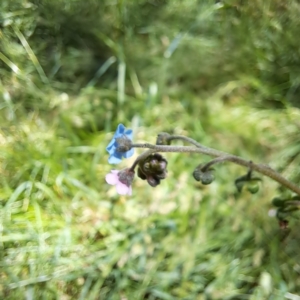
<box><xmin>137</xmin><ymin>154</ymin><xmax>168</xmax><ymax>187</ymax></box>
<box><xmin>105</xmin><ymin>124</ymin><xmax>135</xmax><ymax>195</ymax></box>
<box><xmin>105</xmin><ymin>123</ymin><xmax>168</xmax><ymax>195</ymax></box>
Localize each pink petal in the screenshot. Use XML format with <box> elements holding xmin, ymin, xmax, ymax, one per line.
<box><xmin>105</xmin><ymin>172</ymin><xmax>119</xmax><ymax>185</ymax></box>
<box><xmin>116</xmin><ymin>182</ymin><xmax>131</xmax><ymax>195</ymax></box>
<box><xmin>128</xmin><ymin>186</ymin><xmax>132</xmax><ymax>196</ymax></box>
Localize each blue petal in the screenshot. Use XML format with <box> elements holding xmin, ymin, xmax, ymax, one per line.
<box><xmin>116</xmin><ymin>124</ymin><xmax>125</xmax><ymax>135</ymax></box>
<box><xmin>106</xmin><ymin>139</ymin><xmax>117</xmax><ymax>152</ymax></box>
<box><xmin>123</xmin><ymin>148</ymin><xmax>134</xmax><ymax>159</ymax></box>
<box><xmin>107</xmin><ymin>146</ymin><xmax>117</xmax><ymax>157</ymax></box>
<box><xmin>108</xmin><ymin>154</ymin><xmax>123</xmax><ymax>164</ymax></box>
<box><xmin>124</xmin><ymin>129</ymin><xmax>133</xmax><ymax>140</ymax></box>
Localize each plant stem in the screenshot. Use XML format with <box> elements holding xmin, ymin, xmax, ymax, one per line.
<box><xmin>129</xmin><ymin>149</ymin><xmax>157</xmax><ymax>171</ymax></box>
<box><xmin>199</xmin><ymin>156</ymin><xmax>233</xmax><ymax>171</ymax></box>
<box><xmin>131</xmin><ymin>143</ymin><xmax>300</xmax><ymax>196</ymax></box>
<box><xmin>285</xmin><ymin>201</ymin><xmax>300</xmax><ymax>206</ymax></box>
<box><xmin>168</xmin><ymin>135</ymin><xmax>207</xmax><ymax>149</ymax></box>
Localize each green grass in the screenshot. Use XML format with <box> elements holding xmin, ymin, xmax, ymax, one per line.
<box><xmin>1</xmin><ymin>0</ymin><xmax>300</xmax><ymax>299</ymax></box>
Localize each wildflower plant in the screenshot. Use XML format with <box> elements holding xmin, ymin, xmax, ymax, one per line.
<box><xmin>106</xmin><ymin>124</ymin><xmax>300</xmax><ymax>229</ymax></box>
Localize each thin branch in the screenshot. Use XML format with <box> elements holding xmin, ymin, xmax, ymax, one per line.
<box><xmin>168</xmin><ymin>135</ymin><xmax>208</xmax><ymax>149</ymax></box>
<box><xmin>132</xmin><ymin>135</ymin><xmax>208</xmax><ymax>149</ymax></box>
<box><xmin>129</xmin><ymin>149</ymin><xmax>156</xmax><ymax>171</ymax></box>
<box><xmin>200</xmin><ymin>156</ymin><xmax>232</xmax><ymax>171</ymax></box>
<box><xmin>131</xmin><ymin>143</ymin><xmax>300</xmax><ymax>196</ymax></box>
<box><xmin>285</xmin><ymin>201</ymin><xmax>300</xmax><ymax>206</ymax></box>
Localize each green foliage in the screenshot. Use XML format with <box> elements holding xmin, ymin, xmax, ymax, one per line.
<box><xmin>1</xmin><ymin>0</ymin><xmax>300</xmax><ymax>299</ymax></box>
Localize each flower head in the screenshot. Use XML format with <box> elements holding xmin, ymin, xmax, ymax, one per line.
<box><xmin>106</xmin><ymin>124</ymin><xmax>134</xmax><ymax>164</ymax></box>
<box><xmin>105</xmin><ymin>169</ymin><xmax>135</xmax><ymax>195</ymax></box>
<box><xmin>137</xmin><ymin>153</ymin><xmax>168</xmax><ymax>187</ymax></box>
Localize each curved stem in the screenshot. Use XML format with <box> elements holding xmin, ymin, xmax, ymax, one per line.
<box><xmin>129</xmin><ymin>149</ymin><xmax>156</xmax><ymax>171</ymax></box>
<box><xmin>285</xmin><ymin>201</ymin><xmax>300</xmax><ymax>206</ymax></box>
<box><xmin>132</xmin><ymin>135</ymin><xmax>208</xmax><ymax>149</ymax></box>
<box><xmin>200</xmin><ymin>156</ymin><xmax>233</xmax><ymax>171</ymax></box>
<box><xmin>131</xmin><ymin>143</ymin><xmax>300</xmax><ymax>196</ymax></box>
<box><xmin>168</xmin><ymin>135</ymin><xmax>207</xmax><ymax>149</ymax></box>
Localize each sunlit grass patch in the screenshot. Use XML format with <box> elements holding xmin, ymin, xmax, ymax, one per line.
<box><xmin>1</xmin><ymin>0</ymin><xmax>300</xmax><ymax>298</ymax></box>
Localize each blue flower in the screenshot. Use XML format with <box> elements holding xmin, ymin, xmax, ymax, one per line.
<box><xmin>106</xmin><ymin>124</ymin><xmax>134</xmax><ymax>164</ymax></box>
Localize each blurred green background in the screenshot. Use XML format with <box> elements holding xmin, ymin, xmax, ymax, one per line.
<box><xmin>1</xmin><ymin>0</ymin><xmax>300</xmax><ymax>299</ymax></box>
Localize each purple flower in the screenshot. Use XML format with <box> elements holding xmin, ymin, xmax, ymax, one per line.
<box><xmin>106</xmin><ymin>124</ymin><xmax>134</xmax><ymax>164</ymax></box>
<box><xmin>105</xmin><ymin>169</ymin><xmax>134</xmax><ymax>196</ymax></box>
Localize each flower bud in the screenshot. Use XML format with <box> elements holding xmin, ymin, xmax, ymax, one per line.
<box><xmin>156</xmin><ymin>132</ymin><xmax>171</xmax><ymax>145</ymax></box>
<box><xmin>193</xmin><ymin>169</ymin><xmax>202</xmax><ymax>182</ymax></box>
<box><xmin>116</xmin><ymin>135</ymin><xmax>132</xmax><ymax>153</ymax></box>
<box><xmin>118</xmin><ymin>168</ymin><xmax>135</xmax><ymax>187</ymax></box>
<box><xmin>200</xmin><ymin>171</ymin><xmax>215</xmax><ymax>185</ymax></box>
<box><xmin>272</xmin><ymin>197</ymin><xmax>286</xmax><ymax>207</ymax></box>
<box><xmin>137</xmin><ymin>154</ymin><xmax>168</xmax><ymax>187</ymax></box>
<box><xmin>138</xmin><ymin>154</ymin><xmax>168</xmax><ymax>178</ymax></box>
<box><xmin>235</xmin><ymin>180</ymin><xmax>244</xmax><ymax>193</ymax></box>
<box><xmin>234</xmin><ymin>172</ymin><xmax>261</xmax><ymax>193</ymax></box>
<box><xmin>246</xmin><ymin>182</ymin><xmax>259</xmax><ymax>194</ymax></box>
<box><xmin>193</xmin><ymin>164</ymin><xmax>215</xmax><ymax>185</ymax></box>
<box><xmin>146</xmin><ymin>175</ymin><xmax>161</xmax><ymax>187</ymax></box>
